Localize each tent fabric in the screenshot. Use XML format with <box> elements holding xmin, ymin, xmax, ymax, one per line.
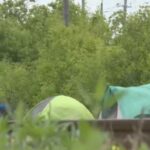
<box><xmin>101</xmin><ymin>84</ymin><xmax>150</xmax><ymax>119</ymax></box>
<box><xmin>31</xmin><ymin>97</ymin><xmax>53</xmax><ymax>117</ymax></box>
<box><xmin>30</xmin><ymin>95</ymin><xmax>94</xmax><ymax>120</ymax></box>
<box><xmin>39</xmin><ymin>95</ymin><xmax>94</xmax><ymax>120</ymax></box>
<box><xmin>0</xmin><ymin>103</ymin><xmax>7</xmax><ymax>116</ymax></box>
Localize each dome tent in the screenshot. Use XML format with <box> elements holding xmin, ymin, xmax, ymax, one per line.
<box><xmin>29</xmin><ymin>95</ymin><xmax>94</xmax><ymax>120</ymax></box>
<box><xmin>99</xmin><ymin>84</ymin><xmax>150</xmax><ymax>119</ymax></box>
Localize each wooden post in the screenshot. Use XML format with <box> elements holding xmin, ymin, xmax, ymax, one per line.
<box><xmin>124</xmin><ymin>0</ymin><xmax>127</xmax><ymax>20</ymax></box>
<box><xmin>100</xmin><ymin>0</ymin><xmax>103</xmax><ymax>16</ymax></box>
<box><xmin>82</xmin><ymin>0</ymin><xmax>85</xmax><ymax>11</ymax></box>
<box><xmin>63</xmin><ymin>0</ymin><xmax>69</xmax><ymax>26</ymax></box>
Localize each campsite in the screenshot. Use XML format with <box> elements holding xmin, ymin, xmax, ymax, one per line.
<box><xmin>1</xmin><ymin>0</ymin><xmax>150</xmax><ymax>149</ymax></box>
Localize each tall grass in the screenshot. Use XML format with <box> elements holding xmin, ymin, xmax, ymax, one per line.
<box><xmin>0</xmin><ymin>109</ymin><xmax>149</xmax><ymax>150</ymax></box>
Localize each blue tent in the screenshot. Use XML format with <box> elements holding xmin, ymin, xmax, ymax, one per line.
<box><xmin>0</xmin><ymin>103</ymin><xmax>9</xmax><ymax>117</ymax></box>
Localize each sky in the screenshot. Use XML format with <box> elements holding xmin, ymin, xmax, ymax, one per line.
<box><xmin>36</xmin><ymin>0</ymin><xmax>150</xmax><ymax>17</ymax></box>
<box><xmin>0</xmin><ymin>0</ymin><xmax>149</xmax><ymax>17</ymax></box>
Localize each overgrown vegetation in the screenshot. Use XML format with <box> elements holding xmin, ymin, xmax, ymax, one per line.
<box><xmin>0</xmin><ymin>0</ymin><xmax>150</xmax><ymax>149</ymax></box>
<box><xmin>0</xmin><ymin>0</ymin><xmax>150</xmax><ymax>111</ymax></box>
<box><xmin>0</xmin><ymin>111</ymin><xmax>149</xmax><ymax>150</ymax></box>
<box><xmin>0</xmin><ymin>0</ymin><xmax>111</xmax><ymax>113</ymax></box>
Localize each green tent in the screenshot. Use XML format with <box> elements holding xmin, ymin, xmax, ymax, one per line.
<box><xmin>100</xmin><ymin>84</ymin><xmax>150</xmax><ymax>119</ymax></box>
<box><xmin>29</xmin><ymin>95</ymin><xmax>94</xmax><ymax>120</ymax></box>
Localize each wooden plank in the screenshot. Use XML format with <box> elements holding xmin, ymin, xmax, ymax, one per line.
<box><xmin>94</xmin><ymin>119</ymin><xmax>150</xmax><ymax>131</ymax></box>
<box><xmin>60</xmin><ymin>119</ymin><xmax>150</xmax><ymax>131</ymax></box>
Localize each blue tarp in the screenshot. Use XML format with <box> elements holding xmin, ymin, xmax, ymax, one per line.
<box><xmin>101</xmin><ymin>84</ymin><xmax>150</xmax><ymax>119</ymax></box>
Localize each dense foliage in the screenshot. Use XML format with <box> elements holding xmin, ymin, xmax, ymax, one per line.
<box><xmin>0</xmin><ymin>111</ymin><xmax>148</xmax><ymax>150</ymax></box>
<box><xmin>0</xmin><ymin>0</ymin><xmax>150</xmax><ymax>115</ymax></box>
<box><xmin>0</xmin><ymin>0</ymin><xmax>109</xmax><ymax>115</ymax></box>
<box><xmin>1</xmin><ymin>0</ymin><xmax>150</xmax><ymax>149</ymax></box>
